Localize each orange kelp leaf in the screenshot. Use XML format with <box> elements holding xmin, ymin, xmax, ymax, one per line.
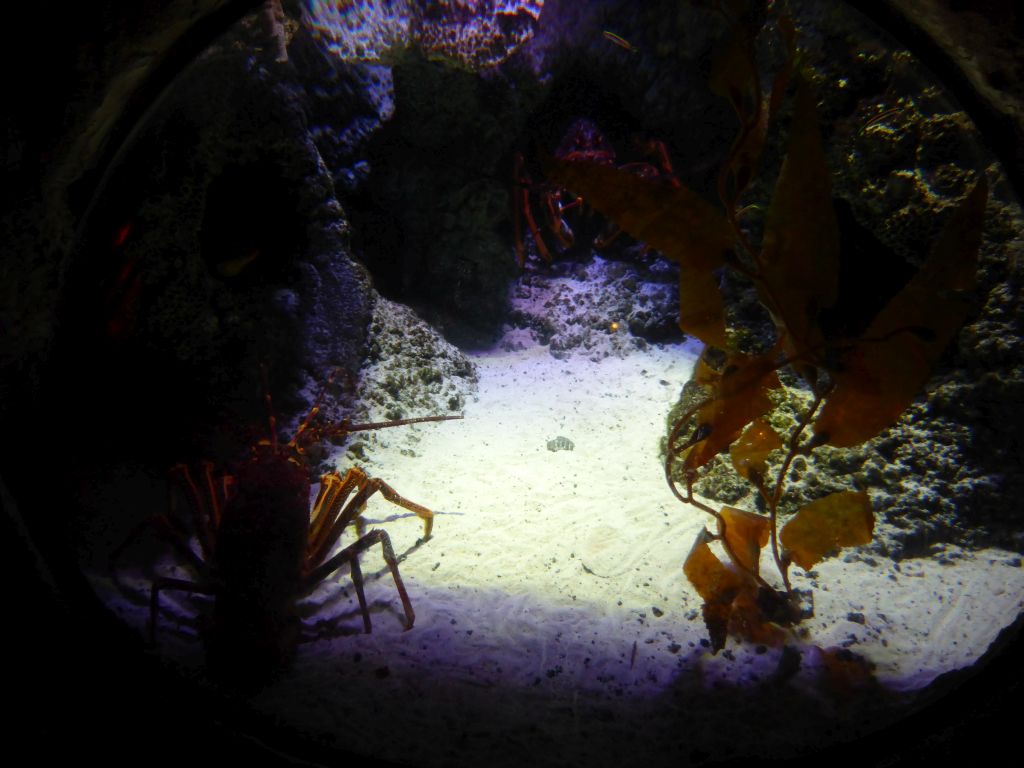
<box><xmin>814</xmin><ymin>178</ymin><xmax>988</xmax><ymax>446</ymax></box>
<box><xmin>720</xmin><ymin>506</ymin><xmax>771</xmax><ymax>574</ymax></box>
<box><xmin>684</xmin><ymin>352</ymin><xmax>782</xmax><ymax>470</ymax></box>
<box><xmin>759</xmin><ymin>74</ymin><xmax>839</xmax><ymax>359</ymax></box>
<box><xmin>710</xmin><ymin>14</ymin><xmax>769</xmax><ymax>210</ymax></box>
<box><xmin>701</xmin><ymin>602</ymin><xmax>733</xmax><ymax>654</ymax></box>
<box><xmin>779</xmin><ymin>490</ymin><xmax>873</xmax><ymax>570</ymax></box>
<box><xmin>684</xmin><ymin>528</ymin><xmax>785</xmax><ymax>651</ymax></box>
<box><xmin>709</xmin><ymin>15</ymin><xmax>758</xmax><ymax>113</ymax></box>
<box><xmin>679</xmin><ymin>266</ymin><xmax>728</xmax><ymax>347</ymax></box>
<box><xmin>693</xmin><ymin>347</ymin><xmax>721</xmax><ymax>385</ymax></box>
<box><xmin>684</xmin><ymin>528</ymin><xmax>750</xmax><ymax>653</ymax></box>
<box><xmin>730</xmin><ymin>418</ymin><xmax>784</xmax><ymax>479</ymax></box>
<box><xmin>544</xmin><ymin>158</ymin><xmax>733</xmax><ymax>273</ymax></box>
<box><xmin>729</xmin><ymin>588</ymin><xmax>789</xmax><ymax>648</ymax></box>
<box><xmin>683</xmin><ymin>528</ymin><xmax>748</xmax><ymax>604</ymax></box>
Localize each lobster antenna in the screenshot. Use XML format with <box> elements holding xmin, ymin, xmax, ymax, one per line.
<box><xmin>342</xmin><ymin>414</ymin><xmax>464</xmax><ymax>434</ymax></box>
<box><xmin>289</xmin><ymin>368</ymin><xmax>339</xmax><ymax>449</ymax></box>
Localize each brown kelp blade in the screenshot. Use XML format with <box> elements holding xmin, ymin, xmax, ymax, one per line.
<box><xmin>544</xmin><ymin>157</ymin><xmax>733</xmax><ymax>347</ymax></box>
<box><xmin>720</xmin><ymin>505</ymin><xmax>771</xmax><ymax>575</ymax></box>
<box><xmin>779</xmin><ymin>490</ymin><xmax>873</xmax><ymax>571</ymax></box>
<box><xmin>709</xmin><ymin>7</ymin><xmax>767</xmax><ymax>210</ymax></box>
<box><xmin>544</xmin><ymin>158</ymin><xmax>733</xmax><ymax>270</ymax></box>
<box><xmin>679</xmin><ymin>267</ymin><xmax>729</xmax><ymax>348</ymax></box>
<box><xmin>684</xmin><ymin>528</ymin><xmax>748</xmax><ymax>652</ymax></box>
<box><xmin>684</xmin><ymin>528</ymin><xmax>749</xmax><ymax>604</ymax></box>
<box><xmin>759</xmin><ymin>73</ymin><xmax>840</xmax><ymax>363</ymax></box>
<box><xmin>709</xmin><ymin>9</ymin><xmax>760</xmax><ymax>115</ymax></box>
<box><xmin>683</xmin><ymin>527</ymin><xmax>786</xmax><ymax>651</ymax></box>
<box><xmin>729</xmin><ymin>417</ymin><xmax>784</xmax><ymax>480</ymax></box>
<box><xmin>683</xmin><ymin>351</ymin><xmax>781</xmax><ymax>471</ymax></box>
<box><xmin>814</xmin><ymin>646</ymin><xmax>881</xmax><ymax>697</ymax></box>
<box><xmin>813</xmin><ymin>177</ymin><xmax>988</xmax><ymax>447</ymax></box>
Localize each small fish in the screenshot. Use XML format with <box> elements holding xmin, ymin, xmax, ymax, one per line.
<box><xmin>603</xmin><ymin>30</ymin><xmax>638</xmax><ymax>54</ymax></box>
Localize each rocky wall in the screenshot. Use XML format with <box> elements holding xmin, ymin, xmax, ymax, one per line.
<box><xmin>665</xmin><ymin>1</ymin><xmax>1024</xmax><ymax>558</ymax></box>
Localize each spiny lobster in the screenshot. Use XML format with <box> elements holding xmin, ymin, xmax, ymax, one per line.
<box><xmin>112</xmin><ymin>371</ymin><xmax>461</xmax><ymax>681</ymax></box>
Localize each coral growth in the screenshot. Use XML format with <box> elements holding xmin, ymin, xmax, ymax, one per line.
<box><xmin>304</xmin><ymin>0</ymin><xmax>543</xmax><ymax>70</ymax></box>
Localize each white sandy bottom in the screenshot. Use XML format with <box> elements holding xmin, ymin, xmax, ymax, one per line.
<box><xmin>98</xmin><ymin>341</ymin><xmax>1024</xmax><ymax>766</ymax></box>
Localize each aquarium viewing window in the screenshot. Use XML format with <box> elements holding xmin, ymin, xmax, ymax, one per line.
<box><xmin>10</xmin><ymin>1</ymin><xmax>1024</xmax><ymax>766</ymax></box>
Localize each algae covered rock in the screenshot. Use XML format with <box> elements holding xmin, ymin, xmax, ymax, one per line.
<box><xmin>356</xmin><ymin>296</ymin><xmax>478</xmax><ymax>423</ymax></box>
<box><xmin>503</xmin><ymin>255</ymin><xmax>681</xmax><ymax>361</ymax></box>
<box><xmin>663</xmin><ymin>2</ymin><xmax>1024</xmax><ymax>557</ymax></box>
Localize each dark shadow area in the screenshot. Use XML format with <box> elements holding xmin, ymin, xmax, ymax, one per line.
<box><xmin>5</xmin><ymin>501</ymin><xmax>1020</xmax><ymax>768</ymax></box>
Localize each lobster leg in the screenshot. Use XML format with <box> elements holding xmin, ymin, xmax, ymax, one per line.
<box><xmin>368</xmin><ymin>477</ymin><xmax>435</xmax><ymax>539</ymax></box>
<box><xmin>307</xmin><ymin>468</ymin><xmax>365</xmax><ymax>560</ymax></box>
<box><xmin>522</xmin><ymin>194</ymin><xmax>554</xmax><ymax>264</ymax></box>
<box><xmin>513</xmin><ymin>154</ymin><xmax>555</xmax><ymax>265</ymax></box>
<box><xmin>303</xmin><ymin>469</ymin><xmax>433</xmax><ymax>631</ymax></box>
<box><xmin>304</xmin><ymin>529</ymin><xmax>415</xmax><ymax>632</ymax></box>
<box><xmin>109</xmin><ymin>512</ymin><xmax>209</xmax><ymax>578</ymax></box>
<box><xmin>169</xmin><ymin>463</ymin><xmax>225</xmax><ymax>562</ymax></box>
<box><xmin>348</xmin><ymin>555</ymin><xmax>370</xmax><ymax>633</ymax></box>
<box><xmin>149</xmin><ymin>576</ymin><xmax>216</xmax><ymax>644</ymax></box>
<box><xmin>308</xmin><ymin>470</ymin><xmax>434</xmax><ymax>569</ymax></box>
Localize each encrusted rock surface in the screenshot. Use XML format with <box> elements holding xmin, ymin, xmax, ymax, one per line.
<box><xmin>304</xmin><ymin>0</ymin><xmax>543</xmax><ymax>70</ymax></box>
<box><xmin>664</xmin><ymin>2</ymin><xmax>1024</xmax><ymax>557</ymax></box>
<box><xmin>47</xmin><ymin>17</ymin><xmax>379</xmax><ymax>462</ymax></box>
<box><xmin>502</xmin><ymin>255</ymin><xmax>681</xmax><ymax>361</ymax></box>
<box><xmin>348</xmin><ymin>54</ymin><xmax>527</xmax><ymax>346</ymax></box>
<box><xmin>355</xmin><ymin>297</ymin><xmax>478</xmax><ymax>423</ymax></box>
<box><xmin>330</xmin><ymin>0</ymin><xmax>736</xmax><ymax>345</ymax></box>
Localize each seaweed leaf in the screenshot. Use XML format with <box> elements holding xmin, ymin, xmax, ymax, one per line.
<box><xmin>679</xmin><ymin>267</ymin><xmax>729</xmax><ymax>348</ymax></box>
<box><xmin>684</xmin><ymin>528</ymin><xmax>749</xmax><ymax>651</ymax></box>
<box><xmin>720</xmin><ymin>505</ymin><xmax>771</xmax><ymax>574</ymax></box>
<box><xmin>543</xmin><ymin>159</ymin><xmax>733</xmax><ymax>271</ymax></box>
<box><xmin>728</xmin><ymin>587</ymin><xmax>789</xmax><ymax>648</ymax></box>
<box><xmin>779</xmin><ymin>490</ymin><xmax>873</xmax><ymax>571</ymax></box>
<box><xmin>684</xmin><ymin>528</ymin><xmax>749</xmax><ymax>603</ymax></box>
<box><xmin>710</xmin><ymin>15</ymin><xmax>765</xmax><ymax>210</ymax></box>
<box><xmin>814</xmin><ymin>178</ymin><xmax>988</xmax><ymax>446</ymax></box>
<box><xmin>814</xmin><ymin>646</ymin><xmax>881</xmax><ymax>697</ymax></box>
<box><xmin>711</xmin><ymin>5</ymin><xmax>796</xmax><ymax>213</ymax></box>
<box><xmin>684</xmin><ymin>351</ymin><xmax>782</xmax><ymax>471</ymax></box>
<box><xmin>684</xmin><ymin>526</ymin><xmax>787</xmax><ymax>651</ymax></box>
<box><xmin>709</xmin><ymin>12</ymin><xmax>759</xmax><ymax>114</ymax></box>
<box><xmin>759</xmin><ymin>74</ymin><xmax>840</xmax><ymax>367</ymax></box>
<box><xmin>767</xmin><ymin>14</ymin><xmax>798</xmax><ymax>122</ymax></box>
<box><xmin>729</xmin><ymin>417</ymin><xmax>783</xmax><ymax>480</ymax></box>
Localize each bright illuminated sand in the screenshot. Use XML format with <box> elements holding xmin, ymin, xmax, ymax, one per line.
<box><xmin>264</xmin><ymin>338</ymin><xmax>1024</xmax><ymax>765</ymax></box>
<box><xmin>97</xmin><ymin>336</ymin><xmax>1024</xmax><ymax>765</ymax></box>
